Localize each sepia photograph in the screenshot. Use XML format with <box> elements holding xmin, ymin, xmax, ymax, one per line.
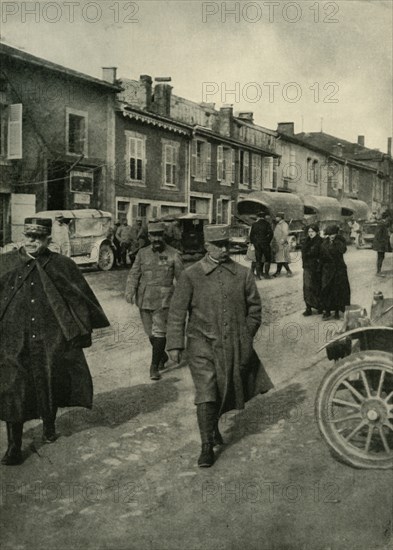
<box><xmin>0</xmin><ymin>1</ymin><xmax>392</xmax><ymax>549</ymax></box>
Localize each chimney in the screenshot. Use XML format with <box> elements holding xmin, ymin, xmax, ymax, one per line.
<box><xmin>139</xmin><ymin>75</ymin><xmax>152</xmax><ymax>109</ymax></box>
<box><xmin>332</xmin><ymin>143</ymin><xmax>343</xmax><ymax>157</ymax></box>
<box><xmin>102</xmin><ymin>67</ymin><xmax>117</xmax><ymax>84</ymax></box>
<box><xmin>152</xmin><ymin>78</ymin><xmax>172</xmax><ymax>117</ymax></box>
<box><xmin>219</xmin><ymin>105</ymin><xmax>233</xmax><ymax>137</ymax></box>
<box><xmin>277</xmin><ymin>122</ymin><xmax>294</xmax><ymax>136</ymax></box>
<box><xmin>388</xmin><ymin>137</ymin><xmax>392</xmax><ymax>156</ymax></box>
<box><xmin>238</xmin><ymin>112</ymin><xmax>254</xmax><ymax>123</ymax></box>
<box><xmin>357</xmin><ymin>135</ymin><xmax>365</xmax><ymax>147</ymax></box>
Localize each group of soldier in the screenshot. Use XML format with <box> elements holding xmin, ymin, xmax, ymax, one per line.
<box><xmin>248</xmin><ymin>211</ymin><xmax>293</xmax><ymax>279</ymax></box>
<box><xmin>0</xmin><ymin>216</ymin><xmax>273</xmax><ymax>469</ymax></box>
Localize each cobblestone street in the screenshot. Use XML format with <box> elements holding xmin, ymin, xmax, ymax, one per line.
<box><xmin>1</xmin><ymin>248</ymin><xmax>392</xmax><ymax>550</ymax></box>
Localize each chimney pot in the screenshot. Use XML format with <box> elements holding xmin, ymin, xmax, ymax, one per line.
<box><xmin>357</xmin><ymin>135</ymin><xmax>365</xmax><ymax>147</ymax></box>
<box><xmin>277</xmin><ymin>122</ymin><xmax>294</xmax><ymax>136</ymax></box>
<box><xmin>102</xmin><ymin>67</ymin><xmax>117</xmax><ymax>84</ymax></box>
<box><xmin>238</xmin><ymin>112</ymin><xmax>254</xmax><ymax>123</ymax></box>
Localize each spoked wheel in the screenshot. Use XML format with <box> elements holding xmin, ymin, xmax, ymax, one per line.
<box><xmin>316</xmin><ymin>351</ymin><xmax>393</xmax><ymax>469</ymax></box>
<box><xmin>97</xmin><ymin>244</ymin><xmax>115</xmax><ymax>271</ymax></box>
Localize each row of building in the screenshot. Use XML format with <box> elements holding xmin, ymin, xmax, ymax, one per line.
<box><xmin>0</xmin><ymin>42</ymin><xmax>392</xmax><ymax>245</ymax></box>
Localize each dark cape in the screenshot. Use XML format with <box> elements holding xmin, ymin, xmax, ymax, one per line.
<box><xmin>0</xmin><ymin>247</ymin><xmax>110</xmax><ymax>422</ymax></box>
<box><xmin>301</xmin><ymin>235</ymin><xmax>323</xmax><ymax>310</ymax></box>
<box><xmin>320</xmin><ymin>236</ymin><xmax>351</xmax><ymax>312</ymax></box>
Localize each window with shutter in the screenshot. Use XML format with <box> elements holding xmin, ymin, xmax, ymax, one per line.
<box><xmin>7</xmin><ymin>103</ymin><xmax>22</xmax><ymax>160</ymax></box>
<box><xmin>217</xmin><ymin>145</ymin><xmax>223</xmax><ymax>181</ymax></box>
<box><xmin>205</xmin><ymin>142</ymin><xmax>212</xmax><ymax>180</ymax></box>
<box><xmin>251</xmin><ymin>155</ymin><xmax>262</xmax><ymax>190</ymax></box>
<box><xmin>191</xmin><ymin>139</ymin><xmax>197</xmax><ymax>177</ymax></box>
<box><xmin>216</xmin><ymin>198</ymin><xmax>223</xmax><ymax>224</ymax></box>
<box><xmin>66</xmin><ymin>108</ymin><xmax>87</xmax><ymax>157</ymax></box>
<box><xmin>126</xmin><ymin>131</ymin><xmax>146</xmax><ymax>184</ymax></box>
<box><xmin>262</xmin><ymin>157</ymin><xmax>273</xmax><ymax>188</ymax></box>
<box><xmin>162</xmin><ymin>140</ymin><xmax>178</xmax><ymax>187</ymax></box>
<box><xmin>239</xmin><ymin>150</ymin><xmax>250</xmax><ymax>186</ymax></box>
<box><xmin>231</xmin><ymin>149</ymin><xmax>236</xmax><ymax>184</ymax></box>
<box><xmin>313</xmin><ymin>161</ymin><xmax>319</xmax><ymax>184</ymax></box>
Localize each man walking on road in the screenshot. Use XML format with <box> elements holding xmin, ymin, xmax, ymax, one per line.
<box><xmin>372</xmin><ymin>212</ymin><xmax>392</xmax><ymax>277</ymax></box>
<box><xmin>249</xmin><ymin>211</ymin><xmax>274</xmax><ymax>279</ymax></box>
<box><xmin>116</xmin><ymin>221</ymin><xmax>135</xmax><ymax>266</ymax></box>
<box><xmin>166</xmin><ymin>224</ymin><xmax>273</xmax><ymax>468</ymax></box>
<box><xmin>125</xmin><ymin>221</ymin><xmax>184</xmax><ymax>381</ymax></box>
<box><xmin>0</xmin><ymin>217</ymin><xmax>109</xmax><ymax>465</ymax></box>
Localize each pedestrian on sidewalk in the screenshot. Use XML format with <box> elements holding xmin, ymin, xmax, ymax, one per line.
<box><xmin>249</xmin><ymin>211</ymin><xmax>274</xmax><ymax>279</ymax></box>
<box><xmin>166</xmin><ymin>224</ymin><xmax>273</xmax><ymax>468</ymax></box>
<box><xmin>125</xmin><ymin>221</ymin><xmax>184</xmax><ymax>381</ymax></box>
<box><xmin>320</xmin><ymin>225</ymin><xmax>351</xmax><ymax>320</ymax></box>
<box><xmin>0</xmin><ymin>217</ymin><xmax>109</xmax><ymax>466</ymax></box>
<box><xmin>271</xmin><ymin>212</ymin><xmax>293</xmax><ymax>277</ymax></box>
<box><xmin>372</xmin><ymin>212</ymin><xmax>392</xmax><ymax>277</ymax></box>
<box><xmin>301</xmin><ymin>224</ymin><xmax>323</xmax><ymax>316</ymax></box>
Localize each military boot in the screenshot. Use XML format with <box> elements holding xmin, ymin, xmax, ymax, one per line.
<box><xmin>196</xmin><ymin>402</ymin><xmax>218</xmax><ymax>467</ymax></box>
<box><xmin>1</xmin><ymin>422</ymin><xmax>23</xmax><ymax>466</ymax></box>
<box><xmin>149</xmin><ymin>337</ymin><xmax>162</xmax><ymax>381</ymax></box>
<box><xmin>42</xmin><ymin>409</ymin><xmax>58</xmax><ymax>444</ymax></box>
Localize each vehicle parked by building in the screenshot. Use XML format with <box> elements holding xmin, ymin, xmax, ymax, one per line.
<box><xmin>303</xmin><ymin>196</ymin><xmax>343</xmax><ymax>238</ymax></box>
<box><xmin>237</xmin><ymin>191</ymin><xmax>305</xmax><ymax>248</ymax></box>
<box><xmin>175</xmin><ymin>213</ymin><xmax>209</xmax><ymax>260</ymax></box>
<box><xmin>340</xmin><ymin>198</ymin><xmax>370</xmax><ymax>243</ymax></box>
<box><xmin>36</xmin><ymin>209</ymin><xmax>116</xmax><ymax>270</ymax></box>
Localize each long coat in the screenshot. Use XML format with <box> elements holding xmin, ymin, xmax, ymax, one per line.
<box><xmin>301</xmin><ymin>235</ymin><xmax>323</xmax><ymax>309</ymax></box>
<box><xmin>125</xmin><ymin>244</ymin><xmax>184</xmax><ymax>310</ymax></box>
<box><xmin>166</xmin><ymin>255</ymin><xmax>273</xmax><ymax>416</ymax></box>
<box><xmin>320</xmin><ymin>236</ymin><xmax>351</xmax><ymax>312</ymax></box>
<box><xmin>372</xmin><ymin>222</ymin><xmax>392</xmax><ymax>253</ymax></box>
<box><xmin>272</xmin><ymin>220</ymin><xmax>291</xmax><ymax>263</ymax></box>
<box><xmin>0</xmin><ymin>247</ymin><xmax>109</xmax><ymax>422</ymax></box>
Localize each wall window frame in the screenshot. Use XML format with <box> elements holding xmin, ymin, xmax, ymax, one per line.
<box><xmin>125</xmin><ymin>130</ymin><xmax>146</xmax><ymax>186</ymax></box>
<box><xmin>162</xmin><ymin>139</ymin><xmax>180</xmax><ymax>188</ymax></box>
<box><xmin>66</xmin><ymin>107</ymin><xmax>88</xmax><ymax>157</ymax></box>
<box><xmin>239</xmin><ymin>150</ymin><xmax>250</xmax><ymax>187</ymax></box>
<box><xmin>191</xmin><ymin>138</ymin><xmax>211</xmax><ymax>182</ymax></box>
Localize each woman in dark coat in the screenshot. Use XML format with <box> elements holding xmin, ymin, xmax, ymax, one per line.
<box><xmin>301</xmin><ymin>224</ymin><xmax>323</xmax><ymax>316</ymax></box>
<box><xmin>320</xmin><ymin>225</ymin><xmax>351</xmax><ymax>320</ymax></box>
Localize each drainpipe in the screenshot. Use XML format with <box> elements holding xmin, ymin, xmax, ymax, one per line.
<box><xmin>188</xmin><ymin>128</ymin><xmax>196</xmax><ymax>213</ymax></box>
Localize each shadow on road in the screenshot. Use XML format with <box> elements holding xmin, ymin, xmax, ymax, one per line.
<box><xmin>22</xmin><ymin>377</ymin><xmax>181</xmax><ymax>457</ymax></box>
<box><xmin>217</xmin><ymin>383</ymin><xmax>307</xmax><ymax>457</ymax></box>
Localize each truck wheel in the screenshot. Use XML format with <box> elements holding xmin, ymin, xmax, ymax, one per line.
<box><xmin>97</xmin><ymin>244</ymin><xmax>114</xmax><ymax>271</ymax></box>
<box><xmin>316</xmin><ymin>351</ymin><xmax>393</xmax><ymax>470</ymax></box>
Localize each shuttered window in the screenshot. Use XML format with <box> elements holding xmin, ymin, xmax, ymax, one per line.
<box><xmin>126</xmin><ymin>132</ymin><xmax>146</xmax><ymax>184</ymax></box>
<box><xmin>162</xmin><ymin>140</ymin><xmax>179</xmax><ymax>187</ymax></box>
<box><xmin>7</xmin><ymin>103</ymin><xmax>22</xmax><ymax>159</ymax></box>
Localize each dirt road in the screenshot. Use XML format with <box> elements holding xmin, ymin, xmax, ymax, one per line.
<box><xmin>1</xmin><ymin>247</ymin><xmax>392</xmax><ymax>550</ymax></box>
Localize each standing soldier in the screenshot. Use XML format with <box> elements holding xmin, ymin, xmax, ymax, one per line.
<box><xmin>271</xmin><ymin>212</ymin><xmax>293</xmax><ymax>277</ymax></box>
<box><xmin>125</xmin><ymin>222</ymin><xmax>184</xmax><ymax>381</ymax></box>
<box><xmin>50</xmin><ymin>212</ymin><xmax>71</xmax><ymax>257</ymax></box>
<box><xmin>0</xmin><ymin>217</ymin><xmax>109</xmax><ymax>465</ymax></box>
<box><xmin>373</xmin><ymin>212</ymin><xmax>392</xmax><ymax>277</ymax></box>
<box><xmin>249</xmin><ymin>211</ymin><xmax>273</xmax><ymax>279</ymax></box>
<box><xmin>116</xmin><ymin>221</ymin><xmax>134</xmax><ymax>267</ymax></box>
<box><xmin>166</xmin><ymin>224</ymin><xmax>273</xmax><ymax>468</ymax></box>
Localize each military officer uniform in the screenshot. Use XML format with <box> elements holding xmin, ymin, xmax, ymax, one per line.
<box><xmin>125</xmin><ymin>222</ymin><xmax>184</xmax><ymax>380</ymax></box>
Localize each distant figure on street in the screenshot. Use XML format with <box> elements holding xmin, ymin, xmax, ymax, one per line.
<box><xmin>128</xmin><ymin>218</ymin><xmax>148</xmax><ymax>267</ymax></box>
<box><xmin>0</xmin><ymin>217</ymin><xmax>109</xmax><ymax>465</ymax></box>
<box><xmin>116</xmin><ymin>221</ymin><xmax>134</xmax><ymax>266</ymax></box>
<box><xmin>372</xmin><ymin>212</ymin><xmax>392</xmax><ymax>277</ymax></box>
<box><xmin>271</xmin><ymin>212</ymin><xmax>293</xmax><ymax>277</ymax></box>
<box><xmin>320</xmin><ymin>224</ymin><xmax>351</xmax><ymax>320</ymax></box>
<box><xmin>301</xmin><ymin>224</ymin><xmax>323</xmax><ymax>316</ymax></box>
<box><xmin>249</xmin><ymin>211</ymin><xmax>274</xmax><ymax>279</ymax></box>
<box><xmin>125</xmin><ymin>222</ymin><xmax>184</xmax><ymax>381</ymax></box>
<box><xmin>50</xmin><ymin>212</ymin><xmax>71</xmax><ymax>257</ymax></box>
<box><xmin>166</xmin><ymin>224</ymin><xmax>273</xmax><ymax>468</ymax></box>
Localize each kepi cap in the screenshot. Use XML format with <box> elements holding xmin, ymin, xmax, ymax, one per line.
<box><xmin>54</xmin><ymin>212</ymin><xmax>64</xmax><ymax>220</ymax></box>
<box><xmin>148</xmin><ymin>221</ymin><xmax>166</xmax><ymax>233</ymax></box>
<box><xmin>24</xmin><ymin>217</ymin><xmax>52</xmax><ymax>236</ymax></box>
<box><xmin>204</xmin><ymin>224</ymin><xmax>231</xmax><ymax>242</ymax></box>
<box><xmin>276</xmin><ymin>211</ymin><xmax>285</xmax><ymax>218</ymax></box>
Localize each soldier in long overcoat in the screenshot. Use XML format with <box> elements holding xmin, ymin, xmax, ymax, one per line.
<box><xmin>125</xmin><ymin>222</ymin><xmax>184</xmax><ymax>380</ymax></box>
<box><xmin>372</xmin><ymin>212</ymin><xmax>392</xmax><ymax>276</ymax></box>
<box><xmin>0</xmin><ymin>218</ymin><xmax>109</xmax><ymax>465</ymax></box>
<box><xmin>271</xmin><ymin>212</ymin><xmax>293</xmax><ymax>277</ymax></box>
<box><xmin>166</xmin><ymin>224</ymin><xmax>273</xmax><ymax>467</ymax></box>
